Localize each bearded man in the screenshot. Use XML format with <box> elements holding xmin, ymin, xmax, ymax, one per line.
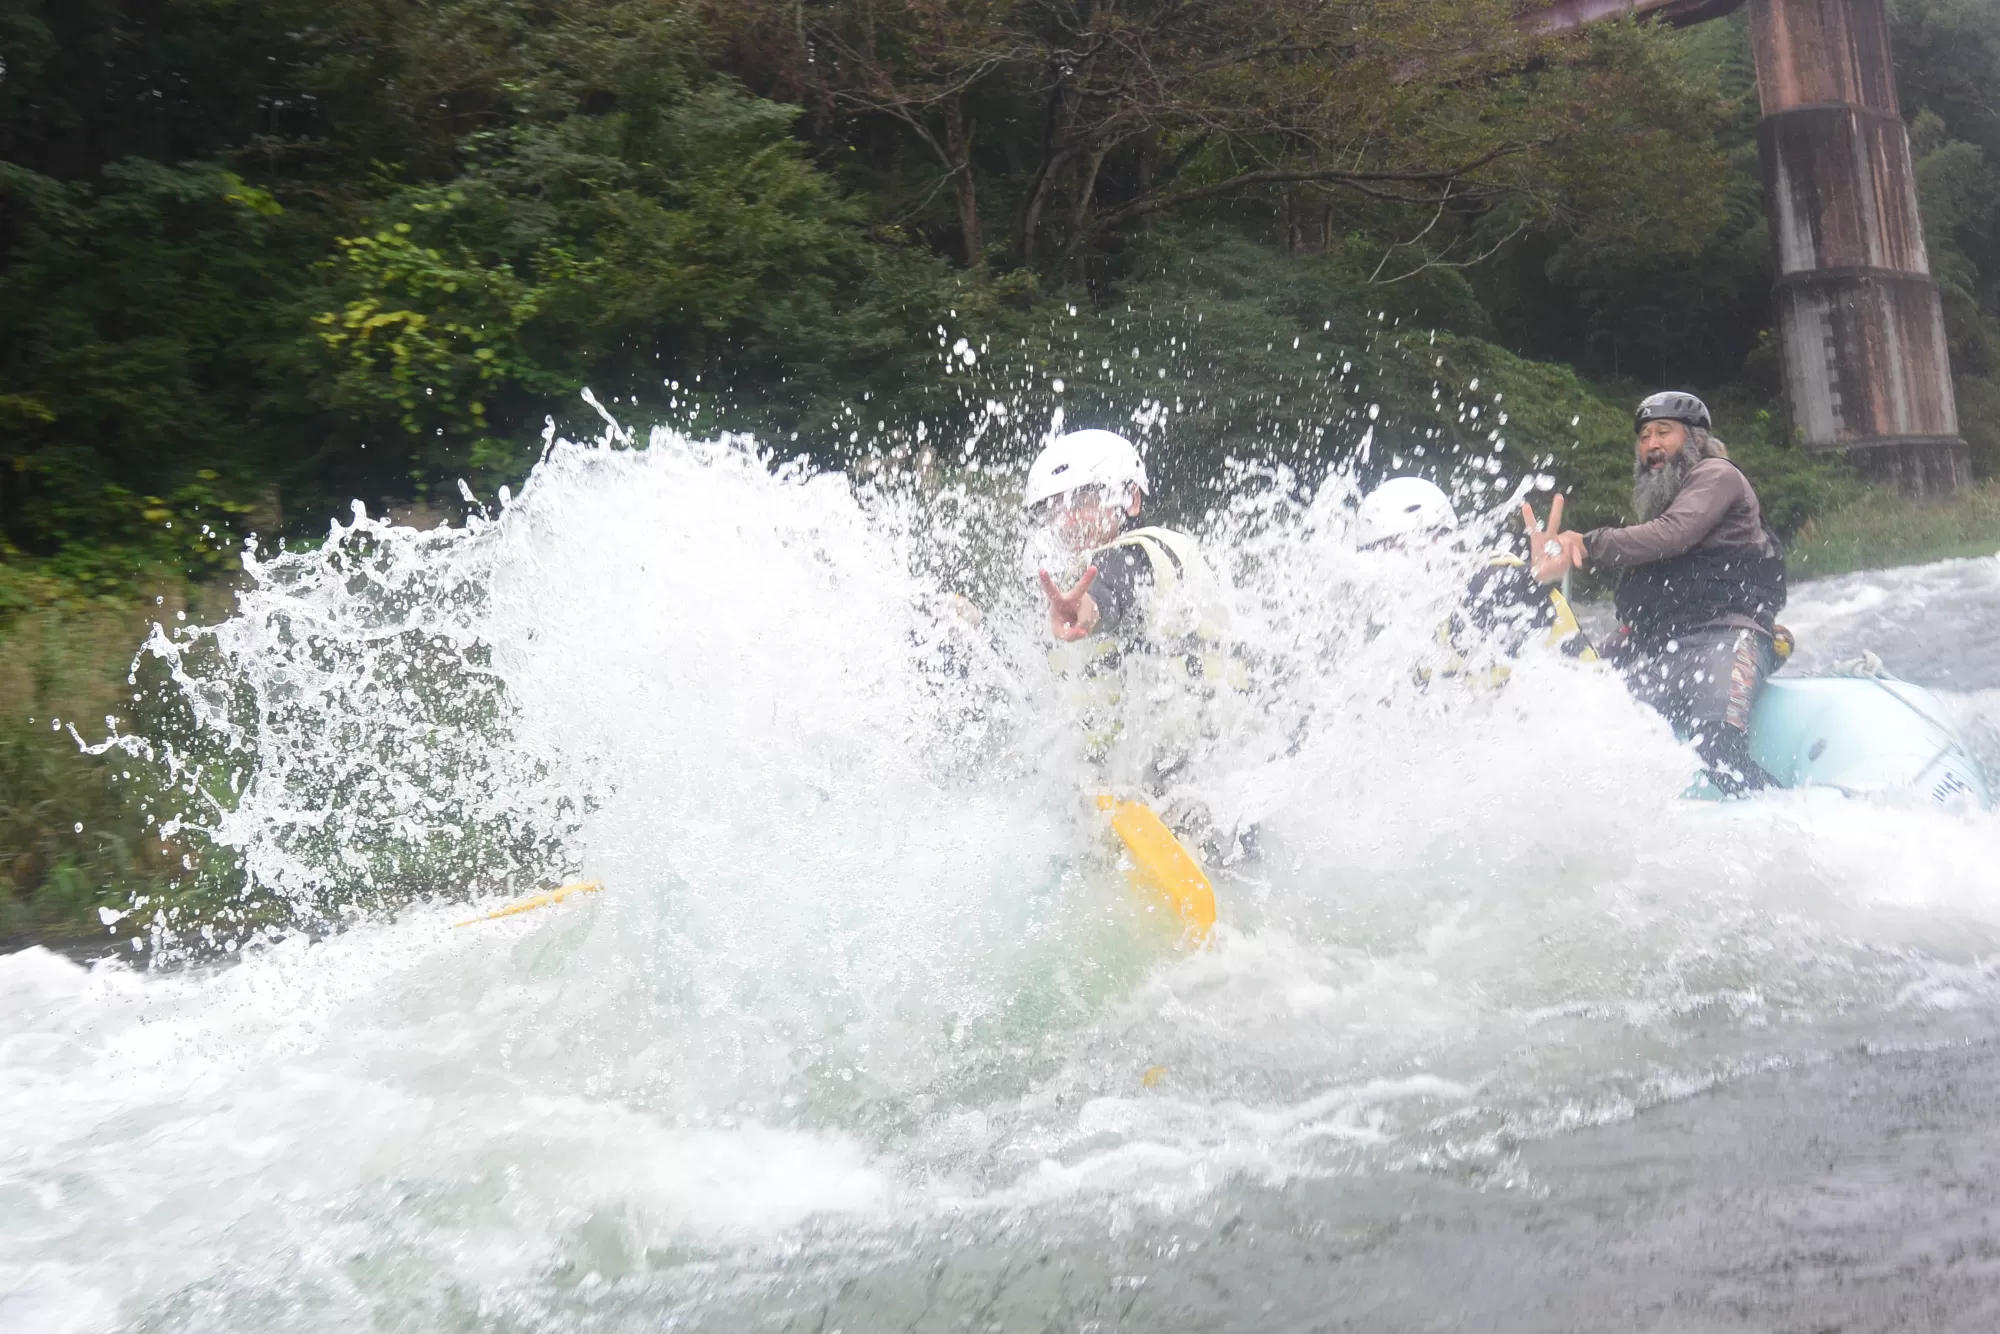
<box><xmin>1521</xmin><ymin>391</ymin><xmax>1787</xmax><ymax>794</ymax></box>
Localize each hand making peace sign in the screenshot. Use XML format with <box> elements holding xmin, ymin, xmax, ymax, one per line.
<box><xmin>1519</xmin><ymin>493</ymin><xmax>1588</xmax><ymax>585</ymax></box>
<box><xmin>1038</xmin><ymin>566</ymin><xmax>1101</xmax><ymax>642</ymax></box>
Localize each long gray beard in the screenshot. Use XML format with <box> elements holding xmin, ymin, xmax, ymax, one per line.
<box><xmin>1633</xmin><ymin>445</ymin><xmax>1700</xmax><ymax>522</ymax></box>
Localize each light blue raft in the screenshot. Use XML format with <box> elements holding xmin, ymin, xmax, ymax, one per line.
<box><xmin>1695</xmin><ymin>669</ymin><xmax>1993</xmax><ymax>808</ymax></box>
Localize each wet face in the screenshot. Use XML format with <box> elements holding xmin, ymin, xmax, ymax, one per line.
<box><xmin>1635</xmin><ymin>419</ymin><xmax>1690</xmax><ymax>472</ymax></box>
<box><xmin>1031</xmin><ymin>484</ymin><xmax>1140</xmax><ymax>554</ymax></box>
<box><xmin>1631</xmin><ymin>419</ymin><xmax>1701</xmax><ymax>523</ymax></box>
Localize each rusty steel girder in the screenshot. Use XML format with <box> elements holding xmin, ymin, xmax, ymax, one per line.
<box><xmin>1752</xmin><ymin>0</ymin><xmax>1967</xmax><ymax>493</ymax></box>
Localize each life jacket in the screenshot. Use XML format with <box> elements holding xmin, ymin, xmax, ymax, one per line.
<box><xmin>1612</xmin><ymin>464</ymin><xmax>1787</xmax><ymax>643</ymax></box>
<box><xmin>1045</xmin><ymin>526</ymin><xmax>1246</xmax><ymax>758</ymax></box>
<box><xmin>1095</xmin><ymin>526</ymin><xmax>1233</xmax><ymax>644</ymax></box>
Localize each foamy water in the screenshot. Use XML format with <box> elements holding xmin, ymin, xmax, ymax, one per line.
<box><xmin>4</xmin><ymin>430</ymin><xmax>1998</xmax><ymax>1333</ymax></box>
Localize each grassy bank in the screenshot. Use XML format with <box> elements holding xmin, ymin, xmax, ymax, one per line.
<box><xmin>1787</xmin><ymin>481</ymin><xmax>2000</xmax><ymax>581</ymax></box>
<box><xmin>0</xmin><ymin>562</ymin><xmax>234</xmax><ymax>951</ymax></box>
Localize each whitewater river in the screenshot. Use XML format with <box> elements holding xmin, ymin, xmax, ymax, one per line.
<box><xmin>5</xmin><ymin>433</ymin><xmax>1999</xmax><ymax>1332</ymax></box>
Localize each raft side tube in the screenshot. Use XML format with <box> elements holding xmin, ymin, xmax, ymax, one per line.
<box><xmin>1746</xmin><ymin>675</ymin><xmax>1991</xmax><ymax>808</ymax></box>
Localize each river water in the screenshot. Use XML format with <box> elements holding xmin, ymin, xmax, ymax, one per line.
<box><xmin>4</xmin><ymin>432</ymin><xmax>1999</xmax><ymax>1332</ymax></box>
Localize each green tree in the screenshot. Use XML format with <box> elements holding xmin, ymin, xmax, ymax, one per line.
<box><xmin>302</xmin><ymin>0</ymin><xmax>967</xmax><ymax>498</ymax></box>
<box><xmin>0</xmin><ymin>160</ymin><xmax>296</xmax><ymax>583</ymax></box>
<box><xmin>726</xmin><ymin>0</ymin><xmax>1737</xmax><ymax>286</ymax></box>
<box><xmin>1469</xmin><ymin>14</ymin><xmax>1773</xmax><ymax>393</ymax></box>
<box><xmin>1895</xmin><ymin>0</ymin><xmax>2000</xmax><ymax>476</ymax></box>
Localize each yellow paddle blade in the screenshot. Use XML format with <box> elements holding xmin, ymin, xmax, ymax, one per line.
<box><xmin>454</xmin><ymin>879</ymin><xmax>602</xmax><ymax>927</ymax></box>
<box><xmin>1096</xmin><ymin>795</ymin><xmax>1216</xmax><ymax>946</ymax></box>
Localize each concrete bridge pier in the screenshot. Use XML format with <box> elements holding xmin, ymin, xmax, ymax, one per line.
<box><xmin>1751</xmin><ymin>0</ymin><xmax>1966</xmax><ymax>494</ymax></box>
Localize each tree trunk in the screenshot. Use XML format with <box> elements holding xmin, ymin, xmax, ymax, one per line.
<box><xmin>1019</xmin><ymin>71</ymin><xmax>1078</xmax><ymax>265</ymax></box>
<box><xmin>1020</xmin><ymin>148</ymin><xmax>1068</xmax><ymax>265</ymax></box>
<box><xmin>1135</xmin><ymin>133</ymin><xmax>1155</xmax><ymax>233</ymax></box>
<box><xmin>943</xmin><ymin>97</ymin><xmax>983</xmax><ymax>269</ymax></box>
<box><xmin>1064</xmin><ymin>145</ymin><xmax>1109</xmax><ymax>281</ymax></box>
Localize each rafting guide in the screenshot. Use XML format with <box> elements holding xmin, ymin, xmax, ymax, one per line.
<box><xmin>1522</xmin><ymin>391</ymin><xmax>1789</xmax><ymax>795</ymax></box>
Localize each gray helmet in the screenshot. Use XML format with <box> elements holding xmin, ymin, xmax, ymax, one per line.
<box><xmin>1635</xmin><ymin>390</ymin><xmax>1711</xmax><ymax>433</ymax></box>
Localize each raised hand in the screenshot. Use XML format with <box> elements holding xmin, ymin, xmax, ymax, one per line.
<box><xmin>1038</xmin><ymin>566</ymin><xmax>1101</xmax><ymax>642</ymax></box>
<box><xmin>1520</xmin><ymin>493</ymin><xmax>1587</xmax><ymax>585</ymax></box>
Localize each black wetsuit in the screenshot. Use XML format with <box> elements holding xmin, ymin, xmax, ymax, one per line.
<box><xmin>1085</xmin><ymin>543</ymin><xmax>1156</xmax><ymax>642</ymax></box>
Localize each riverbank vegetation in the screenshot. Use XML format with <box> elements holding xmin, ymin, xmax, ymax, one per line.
<box><xmin>0</xmin><ymin>564</ymin><xmax>225</xmax><ymax>947</ymax></box>
<box><xmin>5</xmin><ymin>0</ymin><xmax>2000</xmax><ymax>942</ymax></box>
<box><xmin>1789</xmin><ymin>480</ymin><xmax>2000</xmax><ymax>580</ymax></box>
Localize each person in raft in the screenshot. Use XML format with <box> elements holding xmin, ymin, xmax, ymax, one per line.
<box><xmin>1026</xmin><ymin>428</ymin><xmax>1232</xmax><ymax>656</ymax></box>
<box><xmin>1354</xmin><ymin>475</ymin><xmax>1595</xmax><ymax>670</ymax></box>
<box><xmin>1024</xmin><ymin>428</ymin><xmax>1243</xmax><ymax>832</ymax></box>
<box><xmin>1520</xmin><ymin>391</ymin><xmax>1788</xmax><ymax>794</ymax></box>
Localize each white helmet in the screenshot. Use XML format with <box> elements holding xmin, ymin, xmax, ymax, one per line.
<box><xmin>1023</xmin><ymin>429</ymin><xmax>1150</xmax><ymax>510</ymax></box>
<box><xmin>1356</xmin><ymin>476</ymin><xmax>1457</xmax><ymax>548</ymax></box>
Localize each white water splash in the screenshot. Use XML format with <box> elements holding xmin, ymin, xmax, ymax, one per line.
<box><xmin>5</xmin><ymin>429</ymin><xmax>1999</xmax><ymax>1333</ymax></box>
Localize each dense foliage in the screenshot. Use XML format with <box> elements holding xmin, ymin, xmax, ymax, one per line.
<box><xmin>0</xmin><ymin>0</ymin><xmax>1888</xmax><ymax>581</ymax></box>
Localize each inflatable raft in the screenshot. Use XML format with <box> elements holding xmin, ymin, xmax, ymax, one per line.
<box><xmin>1718</xmin><ymin>667</ymin><xmax>1992</xmax><ymax>809</ymax></box>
